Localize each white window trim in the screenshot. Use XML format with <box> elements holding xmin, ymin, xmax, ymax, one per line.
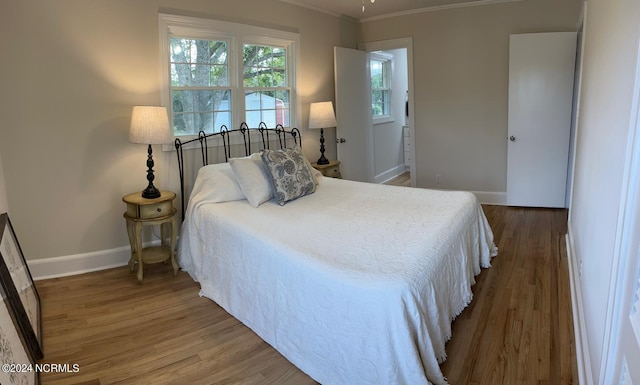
<box><xmin>370</xmin><ymin>52</ymin><xmax>393</xmax><ymax>124</ymax></box>
<box><xmin>373</xmin><ymin>116</ymin><xmax>395</xmax><ymax>125</ymax></box>
<box><xmin>158</xmin><ymin>13</ymin><xmax>300</xmax><ymax>147</ymax></box>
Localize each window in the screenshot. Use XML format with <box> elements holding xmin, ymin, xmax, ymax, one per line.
<box><xmin>370</xmin><ymin>53</ymin><xmax>391</xmax><ymax>118</ymax></box>
<box><xmin>170</xmin><ymin>38</ymin><xmax>231</xmax><ymax>135</ymax></box>
<box><xmin>159</xmin><ymin>14</ymin><xmax>298</xmax><ymax>137</ymax></box>
<box><xmin>243</xmin><ymin>45</ymin><xmax>290</xmax><ymax>128</ymax></box>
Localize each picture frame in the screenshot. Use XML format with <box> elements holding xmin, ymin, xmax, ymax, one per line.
<box><xmin>0</xmin><ymin>213</ymin><xmax>43</xmax><ymax>361</ymax></box>
<box><xmin>0</xmin><ymin>274</ymin><xmax>39</xmax><ymax>385</ymax></box>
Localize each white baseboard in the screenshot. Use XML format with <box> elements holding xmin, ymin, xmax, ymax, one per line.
<box><xmin>566</xmin><ymin>226</ymin><xmax>594</xmax><ymax>385</ymax></box>
<box><xmin>27</xmin><ymin>246</ymin><xmax>131</xmax><ymax>281</ymax></box>
<box><xmin>375</xmin><ymin>164</ymin><xmax>407</xmax><ymax>184</ymax></box>
<box><xmin>471</xmin><ymin>191</ymin><xmax>507</xmax><ymax>205</ymax></box>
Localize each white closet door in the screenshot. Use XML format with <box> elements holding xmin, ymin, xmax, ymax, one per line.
<box><xmin>507</xmin><ymin>32</ymin><xmax>577</xmax><ymax>207</ymax></box>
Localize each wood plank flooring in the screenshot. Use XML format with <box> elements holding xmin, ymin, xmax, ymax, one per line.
<box><xmin>36</xmin><ymin>205</ymin><xmax>576</xmax><ymax>385</ymax></box>
<box><xmin>385</xmin><ymin>172</ymin><xmax>411</xmax><ymax>187</ymax></box>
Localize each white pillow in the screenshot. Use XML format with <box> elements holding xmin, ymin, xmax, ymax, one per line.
<box><xmin>303</xmin><ymin>156</ymin><xmax>322</xmax><ymax>184</ymax></box>
<box><xmin>229</xmin><ymin>153</ymin><xmax>274</xmax><ymax>207</ymax></box>
<box><xmin>190</xmin><ymin>163</ymin><xmax>246</xmax><ymax>204</ymax></box>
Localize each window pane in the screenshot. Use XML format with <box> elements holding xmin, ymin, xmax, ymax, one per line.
<box><xmin>213</xmin><ymin>111</ymin><xmax>231</xmax><ymax>130</ymax></box>
<box><xmin>381</xmin><ymin>63</ymin><xmax>388</xmax><ymax>88</ymax></box>
<box><xmin>211</xmin><ymin>65</ymin><xmax>228</xmax><ymax>86</ymax></box>
<box><xmin>173</xmin><ymin>113</ymin><xmax>194</xmax><ymax>135</ymax></box>
<box><xmin>213</xmin><ymin>90</ymin><xmax>231</xmax><ymax>112</ymax></box>
<box><xmin>172</xmin><ymin>90</ymin><xmax>194</xmax><ymax>112</ymax></box>
<box><xmin>244</xmin><ymin>90</ymin><xmax>289</xmax><ymax>127</ymax></box>
<box><xmin>242</xmin><ymin>43</ymin><xmax>290</xmax><ymax>128</ymax></box>
<box><xmin>275</xmin><ymin>90</ymin><xmax>290</xmax><ymax>126</ymax></box>
<box><xmin>193</xmin><ymin>90</ymin><xmax>212</xmax><ymax>112</ymax></box>
<box><xmin>170</xmin><ymin>37</ymin><xmax>230</xmax><ymax>135</ymax></box>
<box><xmin>256</xmin><ymin>46</ymin><xmax>270</xmax><ymax>67</ymax></box>
<box><xmin>261</xmin><ymin>91</ymin><xmax>276</xmax><ymax>109</ymax></box>
<box><xmin>372</xmin><ymin>90</ymin><xmax>383</xmax><ymax>116</ymax></box>
<box><xmin>195</xmin><ymin>112</ymin><xmax>214</xmax><ymax>133</ymax></box>
<box><xmin>259</xmin><ymin>71</ymin><xmax>273</xmax><ymax>87</ymax></box>
<box><xmin>370</xmin><ymin>58</ymin><xmax>391</xmax><ymax>117</ymax></box>
<box><xmin>209</xmin><ymin>41</ymin><xmax>227</xmax><ymax>64</ymax></box>
<box><xmin>192</xmin><ymin>64</ymin><xmax>213</xmax><ymax>86</ymax></box>
<box><xmin>170</xmin><ymin>38</ymin><xmax>192</xmax><ymax>63</ymax></box>
<box><xmin>371</xmin><ymin>60</ymin><xmax>383</xmax><ymax>88</ymax></box>
<box><xmin>245</xmin><ymin>111</ymin><xmax>261</xmax><ymax>128</ymax></box>
<box><xmin>243</xmin><ymin>44</ymin><xmax>288</xmax><ymax>88</ymax></box>
<box><xmin>243</xmin><ymin>67</ymin><xmax>258</xmax><ymax>87</ymax></box>
<box><xmin>171</xmin><ymin>63</ymin><xmax>191</xmax><ymax>86</ymax></box>
<box><xmin>272</xmin><ymin>47</ymin><xmax>286</xmax><ymax>69</ymax></box>
<box><xmin>243</xmin><ymin>45</ymin><xmax>257</xmax><ymax>66</ymax></box>
<box><xmin>272</xmin><ymin>68</ymin><xmax>286</xmax><ymax>87</ymax></box>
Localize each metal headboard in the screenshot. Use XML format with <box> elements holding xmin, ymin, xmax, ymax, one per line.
<box><xmin>174</xmin><ymin>122</ymin><xmax>301</xmax><ymax>219</ymax></box>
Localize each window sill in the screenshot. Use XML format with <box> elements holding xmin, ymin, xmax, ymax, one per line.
<box><xmin>373</xmin><ymin>116</ymin><xmax>394</xmax><ymax>125</ymax></box>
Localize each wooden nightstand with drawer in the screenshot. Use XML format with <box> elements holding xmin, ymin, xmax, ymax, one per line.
<box><xmin>123</xmin><ymin>190</ymin><xmax>178</xmax><ymax>282</ymax></box>
<box><xmin>311</xmin><ymin>160</ymin><xmax>342</xmax><ymax>179</ymax></box>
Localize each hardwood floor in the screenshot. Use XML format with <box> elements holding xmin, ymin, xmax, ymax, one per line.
<box><xmin>36</xmin><ymin>205</ymin><xmax>576</xmax><ymax>385</ymax></box>
<box><xmin>385</xmin><ymin>171</ymin><xmax>411</xmax><ymax>187</ymax></box>
<box><xmin>440</xmin><ymin>206</ymin><xmax>577</xmax><ymax>385</ymax></box>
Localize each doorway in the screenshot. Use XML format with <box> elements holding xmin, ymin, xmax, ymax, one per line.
<box><xmin>368</xmin><ymin>48</ymin><xmax>410</xmax><ymax>184</ymax></box>
<box><xmin>333</xmin><ymin>38</ymin><xmax>415</xmax><ymax>185</ymax></box>
<box><xmin>362</xmin><ymin>38</ymin><xmax>414</xmax><ymax>186</ymax></box>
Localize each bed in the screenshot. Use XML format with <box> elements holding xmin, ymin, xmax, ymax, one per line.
<box><xmin>175</xmin><ymin>126</ymin><xmax>497</xmax><ymax>385</ymax></box>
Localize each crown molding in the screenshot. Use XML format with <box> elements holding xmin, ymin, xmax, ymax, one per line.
<box><xmin>360</xmin><ymin>0</ymin><xmax>524</xmax><ymax>23</ymax></box>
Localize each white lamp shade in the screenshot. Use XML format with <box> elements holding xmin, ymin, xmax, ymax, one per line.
<box><xmin>308</xmin><ymin>101</ymin><xmax>337</xmax><ymax>129</ymax></box>
<box><xmin>129</xmin><ymin>106</ymin><xmax>173</xmax><ymax>144</ymax></box>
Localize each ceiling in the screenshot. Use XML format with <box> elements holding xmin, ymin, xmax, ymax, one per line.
<box><xmin>280</xmin><ymin>0</ymin><xmax>518</xmax><ymax>21</ymax></box>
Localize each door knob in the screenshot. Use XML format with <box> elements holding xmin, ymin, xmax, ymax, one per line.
<box><xmin>509</xmin><ymin>135</ymin><xmax>516</xmax><ymax>142</ymax></box>
<box><xmin>336</xmin><ymin>138</ymin><xmax>346</xmax><ymax>143</ymax></box>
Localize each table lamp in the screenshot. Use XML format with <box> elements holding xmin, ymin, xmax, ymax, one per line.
<box><xmin>129</xmin><ymin>106</ymin><xmax>173</xmax><ymax>199</ymax></box>
<box><xmin>308</xmin><ymin>101</ymin><xmax>337</xmax><ymax>165</ymax></box>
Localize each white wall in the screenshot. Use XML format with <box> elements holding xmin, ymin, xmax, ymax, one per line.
<box><xmin>359</xmin><ymin>0</ymin><xmax>582</xmax><ymax>196</ymax></box>
<box><xmin>0</xmin><ymin>0</ymin><xmax>358</xmax><ymax>264</ymax></box>
<box><xmin>568</xmin><ymin>0</ymin><xmax>640</xmax><ymax>382</ymax></box>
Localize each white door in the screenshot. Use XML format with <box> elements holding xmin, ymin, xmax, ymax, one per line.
<box><xmin>507</xmin><ymin>32</ymin><xmax>577</xmax><ymax>207</ymax></box>
<box><xmin>601</xmin><ymin>33</ymin><xmax>640</xmax><ymax>383</ymax></box>
<box><xmin>602</xmin><ymin>153</ymin><xmax>640</xmax><ymax>385</ymax></box>
<box><xmin>334</xmin><ymin>47</ymin><xmax>373</xmax><ymax>182</ymax></box>
<box><xmin>614</xmin><ymin>245</ymin><xmax>640</xmax><ymax>385</ymax></box>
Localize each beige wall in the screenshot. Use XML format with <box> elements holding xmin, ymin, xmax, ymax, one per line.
<box><xmin>0</xmin><ymin>0</ymin><xmax>357</xmax><ymax>261</ymax></box>
<box><xmin>0</xmin><ymin>152</ymin><xmax>8</xmax><ymax>214</ymax></box>
<box><xmin>359</xmin><ymin>0</ymin><xmax>583</xmax><ymax>192</ymax></box>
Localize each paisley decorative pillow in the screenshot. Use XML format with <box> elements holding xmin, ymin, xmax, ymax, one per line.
<box><xmin>260</xmin><ymin>147</ymin><xmax>316</xmax><ymax>205</ymax></box>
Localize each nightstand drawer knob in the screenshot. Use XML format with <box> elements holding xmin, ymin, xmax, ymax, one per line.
<box><xmin>157</xmin><ymin>208</ymin><xmax>162</xmax><ymax>212</ymax></box>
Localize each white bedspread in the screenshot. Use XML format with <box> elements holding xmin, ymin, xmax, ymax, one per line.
<box><xmin>179</xmin><ymin>176</ymin><xmax>497</xmax><ymax>385</ymax></box>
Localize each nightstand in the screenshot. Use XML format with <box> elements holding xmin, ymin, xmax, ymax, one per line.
<box><xmin>123</xmin><ymin>190</ymin><xmax>178</xmax><ymax>283</ymax></box>
<box><xmin>311</xmin><ymin>160</ymin><xmax>342</xmax><ymax>179</ymax></box>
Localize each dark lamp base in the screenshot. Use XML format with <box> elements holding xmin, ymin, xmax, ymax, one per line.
<box><xmin>142</xmin><ymin>186</ymin><xmax>161</xmax><ymax>199</ymax></box>
<box><xmin>316</xmin><ymin>156</ymin><xmax>330</xmax><ymax>165</ymax></box>
<box><xmin>317</xmin><ymin>127</ymin><xmax>329</xmax><ymax>165</ymax></box>
<box><xmin>141</xmin><ymin>143</ymin><xmax>161</xmax><ymax>199</ymax></box>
